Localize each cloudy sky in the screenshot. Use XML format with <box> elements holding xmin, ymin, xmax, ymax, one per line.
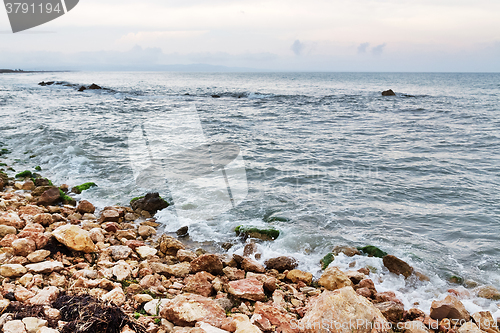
<box><xmin>1</xmin><ymin>0</ymin><xmax>499</xmax><ymax>71</ymax></box>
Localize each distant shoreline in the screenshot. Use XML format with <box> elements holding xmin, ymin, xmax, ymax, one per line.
<box><xmin>0</xmin><ymin>69</ymin><xmax>70</xmax><ymax>74</ymax></box>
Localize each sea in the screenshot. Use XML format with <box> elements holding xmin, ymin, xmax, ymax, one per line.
<box><xmin>1</xmin><ymin>72</ymin><xmax>499</xmax><ymax>317</ymax></box>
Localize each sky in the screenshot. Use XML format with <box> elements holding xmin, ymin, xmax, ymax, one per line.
<box><xmin>1</xmin><ymin>0</ymin><xmax>500</xmax><ymax>71</ymax></box>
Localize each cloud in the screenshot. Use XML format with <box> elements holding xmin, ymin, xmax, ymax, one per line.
<box><xmin>372</xmin><ymin>43</ymin><xmax>386</xmax><ymax>56</ymax></box>
<box><xmin>116</xmin><ymin>30</ymin><xmax>208</xmax><ymax>44</ymax></box>
<box><xmin>357</xmin><ymin>42</ymin><xmax>370</xmax><ymax>54</ymax></box>
<box><xmin>291</xmin><ymin>40</ymin><xmax>305</xmax><ymax>56</ymax></box>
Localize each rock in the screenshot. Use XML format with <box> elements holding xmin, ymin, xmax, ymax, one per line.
<box><xmin>109</xmin><ymin>245</ymin><xmax>133</xmax><ymax>260</ymax></box>
<box><xmin>162</xmin><ymin>262</ymin><xmax>191</xmax><ymax>277</ymax></box>
<box><xmin>0</xmin><ymin>212</ymin><xmax>25</xmax><ymax>229</ymax></box>
<box><xmin>99</xmin><ymin>210</ymin><xmax>120</xmax><ymax>222</ymax></box>
<box><xmin>136</xmin><ymin>246</ymin><xmax>158</xmax><ymax>259</ymax></box>
<box><xmin>264</xmin><ymin>256</ymin><xmax>298</xmax><ymax>272</ymax></box>
<box><xmin>374</xmin><ymin>301</ymin><xmax>404</xmax><ymax>322</ymax></box>
<box><xmin>191</xmin><ymin>254</ymin><xmax>223</xmax><ymax>275</ymax></box>
<box><xmin>240</xmin><ymin>257</ymin><xmax>266</xmax><ymax>273</ymax></box>
<box><xmin>25</xmin><ymin>261</ymin><xmax>63</xmax><ymax>274</ymax></box>
<box><xmin>88</xmin><ymin>228</ymin><xmax>105</xmax><ymax>243</ymax></box>
<box><xmin>22</xmin><ymin>180</ymin><xmax>35</xmax><ymax>191</ymax></box>
<box><xmin>223</xmin><ymin>267</ymin><xmax>245</xmax><ymax>281</ymax></box>
<box><xmin>38</xmin><ymin>327</ymin><xmax>59</xmax><ymax>333</ymax></box>
<box><xmin>358</xmin><ymin>245</ymin><xmax>387</xmax><ymax>258</ymax></box>
<box><xmin>243</xmin><ymin>243</ymin><xmax>258</xmax><ymax>257</ymax></box>
<box><xmin>286</xmin><ymin>269</ymin><xmax>313</xmax><ymax>285</ymax></box>
<box><xmin>0</xmin><ymin>225</ymin><xmax>17</xmax><ymax>237</ymax></box>
<box><xmin>78</xmin><ymin>86</ymin><xmax>86</xmax><ymax>91</ymax></box>
<box><xmin>373</xmin><ymin>291</ymin><xmax>403</xmax><ymax>305</ymax></box>
<box><xmin>131</xmin><ymin>193</ymin><xmax>168</xmax><ymax>214</ymax></box>
<box><xmin>300</xmin><ymin>287</ymin><xmax>389</xmax><ymax>333</ymax></box>
<box><xmin>383</xmin><ymin>255</ymin><xmax>414</xmax><ymax>278</ymax></box>
<box><xmin>382</xmin><ymin>89</ymin><xmax>396</xmax><ymax>96</ymax></box>
<box><xmin>52</xmin><ymin>225</ymin><xmax>97</xmax><ymax>253</ymax></box>
<box><xmin>37</xmin><ymin>187</ymin><xmax>61</xmax><ymax>206</ymax></box>
<box><xmin>138</xmin><ymin>225</ymin><xmax>156</xmax><ymax>238</ymax></box>
<box><xmin>197</xmin><ymin>322</ymin><xmax>231</xmax><ymax>333</ymax></box>
<box><xmin>228</xmin><ymin>278</ymin><xmax>266</xmax><ymax>301</ymax></box>
<box><xmin>477</xmin><ymin>285</ymin><xmax>500</xmax><ymax>300</ymax></box>
<box><xmin>116</xmin><ymin>229</ymin><xmax>136</xmax><ymax>239</ymax></box>
<box><xmin>22</xmin><ymin>317</ymin><xmax>48</xmax><ymax>333</ymax></box>
<box><xmin>471</xmin><ymin>311</ymin><xmax>497</xmax><ymax>333</ymax></box>
<box><xmin>12</xmin><ymin>237</ymin><xmax>36</xmax><ymax>256</ymax></box>
<box><xmin>401</xmin><ymin>321</ymin><xmax>431</xmax><ymax>333</ymax></box>
<box><xmin>232</xmin><ymin>314</ymin><xmax>261</xmax><ymax>333</ymax></box>
<box><xmin>0</xmin><ymin>233</ymin><xmax>17</xmax><ymax>247</ymax></box>
<box><xmin>254</xmin><ymin>302</ymin><xmax>297</xmax><ymax>333</ymax></box>
<box><xmin>88</xmin><ymin>83</ymin><xmax>102</xmax><ymax>89</ymax></box>
<box><xmin>250</xmin><ymin>314</ymin><xmax>272</xmax><ymax>332</ymax></box>
<box><xmin>102</xmin><ymin>287</ymin><xmax>126</xmax><ymax>307</ymax></box>
<box><xmin>457</xmin><ymin>322</ymin><xmax>482</xmax><ymax>333</ymax></box>
<box><xmin>29</xmin><ymin>286</ymin><xmax>59</xmax><ymax>305</ymax></box>
<box><xmin>183</xmin><ymin>272</ymin><xmax>215</xmax><ymax>297</ymax></box>
<box><xmin>235</xmin><ymin>225</ymin><xmax>279</xmax><ymax>241</ymax></box>
<box><xmin>176</xmin><ymin>226</ymin><xmax>189</xmax><ymax>237</ymax></box>
<box><xmin>113</xmin><ymin>260</ymin><xmax>132</xmax><ymax>281</ymax></box>
<box><xmin>34</xmin><ymin>177</ymin><xmax>50</xmax><ymax>186</ymax></box>
<box><xmin>3</xmin><ymin>320</ymin><xmax>27</xmax><ymax>333</ymax></box>
<box><xmin>318</xmin><ymin>266</ymin><xmax>353</xmax><ymax>290</ymax></box>
<box><xmin>177</xmin><ymin>249</ymin><xmax>197</xmax><ymax>262</ymax></box>
<box><xmin>159</xmin><ymin>235</ymin><xmax>185</xmax><ymax>255</ymax></box>
<box><xmin>33</xmin><ymin>213</ymin><xmax>53</xmax><ymax>226</ymax></box>
<box><xmin>134</xmin><ymin>294</ymin><xmax>154</xmax><ymax>304</ymax></box>
<box><xmin>345</xmin><ymin>270</ymin><xmax>366</xmax><ymax>284</ymax></box>
<box><xmin>332</xmin><ymin>245</ymin><xmax>360</xmax><ymax>257</ymax></box>
<box><xmin>0</xmin><ymin>263</ymin><xmax>27</xmax><ymax>277</ymax></box>
<box><xmin>144</xmin><ymin>298</ymin><xmax>171</xmax><ymax>316</ymax></box>
<box><xmin>160</xmin><ymin>294</ymin><xmax>226</xmax><ymax>327</ymax></box>
<box><xmin>76</xmin><ymin>200</ymin><xmax>95</xmax><ymax>214</ymax></box>
<box><xmin>429</xmin><ymin>295</ymin><xmax>470</xmax><ymax>321</ymax></box>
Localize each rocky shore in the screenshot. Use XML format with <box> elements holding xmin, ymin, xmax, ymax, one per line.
<box><xmin>1</xmin><ymin>165</ymin><xmax>500</xmax><ymax>333</ymax></box>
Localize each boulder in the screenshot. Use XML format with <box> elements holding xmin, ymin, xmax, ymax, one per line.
<box><xmin>286</xmin><ymin>269</ymin><xmax>313</xmax><ymax>285</ymax></box>
<box><xmin>37</xmin><ymin>187</ymin><xmax>61</xmax><ymax>206</ymax></box>
<box><xmin>254</xmin><ymin>302</ymin><xmax>297</xmax><ymax>333</ymax></box>
<box><xmin>429</xmin><ymin>295</ymin><xmax>470</xmax><ymax>321</ymax></box>
<box><xmin>191</xmin><ymin>254</ymin><xmax>224</xmax><ymax>275</ymax></box>
<box><xmin>382</xmin><ymin>89</ymin><xmax>396</xmax><ymax>96</ymax></box>
<box><xmin>228</xmin><ymin>278</ymin><xmax>266</xmax><ymax>301</ymax></box>
<box><xmin>264</xmin><ymin>256</ymin><xmax>298</xmax><ymax>272</ymax></box>
<box><xmin>300</xmin><ymin>287</ymin><xmax>389</xmax><ymax>333</ymax></box>
<box><xmin>383</xmin><ymin>255</ymin><xmax>413</xmax><ymax>278</ymax></box>
<box><xmin>318</xmin><ymin>266</ymin><xmax>353</xmax><ymax>290</ymax></box>
<box><xmin>160</xmin><ymin>293</ymin><xmax>226</xmax><ymax>327</ymax></box>
<box><xmin>76</xmin><ymin>200</ymin><xmax>95</xmax><ymax>214</ymax></box>
<box><xmin>52</xmin><ymin>225</ymin><xmax>97</xmax><ymax>253</ymax></box>
<box><xmin>131</xmin><ymin>193</ymin><xmax>168</xmax><ymax>214</ymax></box>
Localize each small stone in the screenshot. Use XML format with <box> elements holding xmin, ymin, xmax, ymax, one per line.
<box><xmin>22</xmin><ymin>317</ymin><xmax>48</xmax><ymax>333</ymax></box>
<box><xmin>109</xmin><ymin>245</ymin><xmax>133</xmax><ymax>260</ymax></box>
<box><xmin>383</xmin><ymin>255</ymin><xmax>414</xmax><ymax>278</ymax></box>
<box><xmin>102</xmin><ymin>287</ymin><xmax>126</xmax><ymax>306</ymax></box>
<box><xmin>333</xmin><ymin>245</ymin><xmax>361</xmax><ymax>257</ymax></box>
<box><xmin>176</xmin><ymin>226</ymin><xmax>189</xmax><ymax>237</ymax></box>
<box><xmin>33</xmin><ymin>213</ymin><xmax>53</xmax><ymax>226</ymax></box>
<box><xmin>477</xmin><ymin>285</ymin><xmax>500</xmax><ymax>300</ymax></box>
<box><xmin>116</xmin><ymin>229</ymin><xmax>137</xmax><ymax>240</ymax></box>
<box><xmin>264</xmin><ymin>256</ymin><xmax>298</xmax><ymax>272</ymax></box>
<box><xmin>76</xmin><ymin>200</ymin><xmax>95</xmax><ymax>214</ymax></box>
<box><xmin>12</xmin><ymin>237</ymin><xmax>36</xmax><ymax>256</ymax></box>
<box><xmin>191</xmin><ymin>254</ymin><xmax>224</xmax><ymax>275</ymax></box>
<box><xmin>99</xmin><ymin>209</ymin><xmax>120</xmax><ymax>222</ymax></box>
<box><xmin>138</xmin><ymin>225</ymin><xmax>156</xmax><ymax>238</ymax></box>
<box><xmin>177</xmin><ymin>249</ymin><xmax>197</xmax><ymax>262</ymax></box>
<box><xmin>223</xmin><ymin>267</ymin><xmax>245</xmax><ymax>280</ymax></box>
<box><xmin>160</xmin><ymin>294</ymin><xmax>226</xmax><ymax>327</ymax></box>
<box><xmin>89</xmin><ymin>228</ymin><xmax>105</xmax><ymax>243</ymax></box>
<box><xmin>457</xmin><ymin>322</ymin><xmax>482</xmax><ymax>333</ymax></box>
<box><xmin>29</xmin><ymin>286</ymin><xmax>59</xmax><ymax>305</ymax></box>
<box><xmin>25</xmin><ymin>261</ymin><xmax>64</xmax><ymax>274</ymax></box>
<box><xmin>286</xmin><ymin>269</ymin><xmax>313</xmax><ymax>285</ymax></box>
<box><xmin>0</xmin><ymin>263</ymin><xmax>27</xmax><ymax>277</ymax></box>
<box><xmin>3</xmin><ymin>320</ymin><xmax>27</xmax><ymax>333</ymax></box>
<box><xmin>374</xmin><ymin>301</ymin><xmax>404</xmax><ymax>323</ymax></box>
<box><xmin>239</xmin><ymin>257</ymin><xmax>266</xmax><ymax>273</ymax></box>
<box><xmin>136</xmin><ymin>246</ymin><xmax>158</xmax><ymax>259</ymax></box>
<box><xmin>0</xmin><ymin>225</ymin><xmax>17</xmax><ymax>237</ymax></box>
<box><xmin>134</xmin><ymin>294</ymin><xmax>154</xmax><ymax>303</ymax></box>
<box><xmin>0</xmin><ymin>212</ymin><xmax>25</xmax><ymax>229</ymax></box>
<box><xmin>37</xmin><ymin>187</ymin><xmax>61</xmax><ymax>206</ymax></box>
<box><xmin>158</xmin><ymin>235</ymin><xmax>185</xmax><ymax>255</ymax></box>
<box><xmin>430</xmin><ymin>295</ymin><xmax>470</xmax><ymax>321</ymax></box>
<box><xmin>113</xmin><ymin>260</ymin><xmax>132</xmax><ymax>281</ymax></box>
<box><xmin>27</xmin><ymin>249</ymin><xmax>51</xmax><ymax>263</ymax></box>
<box><xmin>144</xmin><ymin>298</ymin><xmax>170</xmax><ymax>316</ymax></box>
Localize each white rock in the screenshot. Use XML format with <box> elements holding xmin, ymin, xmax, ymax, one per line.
<box><xmin>0</xmin><ymin>264</ymin><xmax>27</xmax><ymax>277</ymax></box>
<box><xmin>22</xmin><ymin>317</ymin><xmax>48</xmax><ymax>333</ymax></box>
<box><xmin>144</xmin><ymin>298</ymin><xmax>171</xmax><ymax>316</ymax></box>
<box><xmin>3</xmin><ymin>320</ymin><xmax>27</xmax><ymax>333</ymax></box>
<box><xmin>25</xmin><ymin>261</ymin><xmax>64</xmax><ymax>274</ymax></box>
<box><xmin>112</xmin><ymin>260</ymin><xmax>131</xmax><ymax>281</ymax></box>
<box><xmin>136</xmin><ymin>246</ymin><xmax>157</xmax><ymax>259</ymax></box>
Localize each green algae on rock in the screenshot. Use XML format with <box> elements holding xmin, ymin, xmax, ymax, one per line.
<box><xmin>320</xmin><ymin>252</ymin><xmax>335</xmax><ymax>270</ymax></box>
<box><xmin>15</xmin><ymin>170</ymin><xmax>33</xmax><ymax>178</ymax></box>
<box><xmin>235</xmin><ymin>225</ymin><xmax>280</xmax><ymax>241</ymax></box>
<box><xmin>358</xmin><ymin>245</ymin><xmax>388</xmax><ymax>258</ymax></box>
<box><xmin>72</xmin><ymin>182</ymin><xmax>97</xmax><ymax>194</ymax></box>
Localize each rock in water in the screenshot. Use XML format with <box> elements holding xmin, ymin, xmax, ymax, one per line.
<box><xmin>383</xmin><ymin>255</ymin><xmax>414</xmax><ymax>278</ymax></box>
<box><xmin>78</xmin><ymin>86</ymin><xmax>86</xmax><ymax>92</ymax></box>
<box><xmin>382</xmin><ymin>89</ymin><xmax>396</xmax><ymax>96</ymax></box>
<box><xmin>176</xmin><ymin>226</ymin><xmax>189</xmax><ymax>237</ymax></box>
<box><xmin>429</xmin><ymin>295</ymin><xmax>470</xmax><ymax>321</ymax></box>
<box><xmin>300</xmin><ymin>287</ymin><xmax>390</xmax><ymax>333</ymax></box>
<box><xmin>131</xmin><ymin>192</ymin><xmax>169</xmax><ymax>214</ymax></box>
<box><xmin>52</xmin><ymin>225</ymin><xmax>97</xmax><ymax>253</ymax></box>
<box><xmin>88</xmin><ymin>83</ymin><xmax>102</xmax><ymax>89</ymax></box>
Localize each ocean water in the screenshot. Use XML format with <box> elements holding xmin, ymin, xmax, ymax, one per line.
<box><xmin>1</xmin><ymin>72</ymin><xmax>499</xmax><ymax>316</ymax></box>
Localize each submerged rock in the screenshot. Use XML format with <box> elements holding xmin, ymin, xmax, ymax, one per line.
<box><xmin>382</xmin><ymin>89</ymin><xmax>396</xmax><ymax>96</ymax></box>
<box><xmin>131</xmin><ymin>192</ymin><xmax>169</xmax><ymax>214</ymax></box>
<box><xmin>88</xmin><ymin>83</ymin><xmax>102</xmax><ymax>89</ymax></box>
<box><xmin>235</xmin><ymin>225</ymin><xmax>280</xmax><ymax>241</ymax></box>
<box><xmin>320</xmin><ymin>253</ymin><xmax>334</xmax><ymax>270</ymax></box>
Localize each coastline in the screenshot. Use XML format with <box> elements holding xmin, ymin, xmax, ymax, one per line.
<box><xmin>1</xmin><ymin>153</ymin><xmax>500</xmax><ymax>333</ymax></box>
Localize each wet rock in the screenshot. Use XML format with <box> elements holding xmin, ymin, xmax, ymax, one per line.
<box><xmin>37</xmin><ymin>187</ymin><xmax>61</xmax><ymax>206</ymax></box>
<box><xmin>374</xmin><ymin>301</ymin><xmax>404</xmax><ymax>323</ymax></box>
<box><xmin>159</xmin><ymin>235</ymin><xmax>186</xmax><ymax>255</ymax></box>
<box><xmin>176</xmin><ymin>226</ymin><xmax>189</xmax><ymax>237</ymax></box>
<box><xmin>358</xmin><ymin>245</ymin><xmax>387</xmax><ymax>258</ymax></box>
<box><xmin>373</xmin><ymin>291</ymin><xmax>403</xmax><ymax>305</ymax></box>
<box><xmin>76</xmin><ymin>200</ymin><xmax>95</xmax><ymax>214</ymax></box>
<box><xmin>477</xmin><ymin>285</ymin><xmax>500</xmax><ymax>300</ymax></box>
<box><xmin>0</xmin><ymin>212</ymin><xmax>25</xmax><ymax>229</ymax></box>
<box><xmin>301</xmin><ymin>287</ymin><xmax>389</xmax><ymax>333</ymax></box>
<box><xmin>228</xmin><ymin>278</ymin><xmax>266</xmax><ymax>301</ymax></box>
<box><xmin>53</xmin><ymin>225</ymin><xmax>96</xmax><ymax>253</ymax></box>
<box><xmin>25</xmin><ymin>261</ymin><xmax>63</xmax><ymax>274</ymax></box>
<box><xmin>332</xmin><ymin>245</ymin><xmax>360</xmax><ymax>257</ymax></box>
<box><xmin>318</xmin><ymin>266</ymin><xmax>353</xmax><ymax>290</ymax></box>
<box><xmin>345</xmin><ymin>270</ymin><xmax>366</xmax><ymax>284</ymax></box>
<box><xmin>191</xmin><ymin>254</ymin><xmax>224</xmax><ymax>275</ymax></box>
<box><xmin>131</xmin><ymin>193</ymin><xmax>169</xmax><ymax>214</ymax></box>
<box><xmin>471</xmin><ymin>311</ymin><xmax>497</xmax><ymax>333</ymax></box>
<box><xmin>78</xmin><ymin>86</ymin><xmax>86</xmax><ymax>92</ymax></box>
<box><xmin>254</xmin><ymin>302</ymin><xmax>297</xmax><ymax>333</ymax></box>
<box><xmin>22</xmin><ymin>180</ymin><xmax>35</xmax><ymax>191</ymax></box>
<box><xmin>383</xmin><ymin>255</ymin><xmax>414</xmax><ymax>278</ymax></box>
<box><xmin>183</xmin><ymin>271</ymin><xmax>215</xmax><ymax>297</ymax></box>
<box><xmin>264</xmin><ymin>256</ymin><xmax>298</xmax><ymax>272</ymax></box>
<box><xmin>0</xmin><ymin>263</ymin><xmax>27</xmax><ymax>277</ymax></box>
<box><xmin>243</xmin><ymin>242</ymin><xmax>258</xmax><ymax>257</ymax></box>
<box><xmin>429</xmin><ymin>295</ymin><xmax>470</xmax><ymax>321</ymax></box>
<box><xmin>286</xmin><ymin>269</ymin><xmax>313</xmax><ymax>285</ymax></box>
<box><xmin>160</xmin><ymin>293</ymin><xmax>226</xmax><ymax>327</ymax></box>
<box><xmin>382</xmin><ymin>89</ymin><xmax>396</xmax><ymax>96</ymax></box>
<box><xmin>240</xmin><ymin>257</ymin><xmax>266</xmax><ymax>273</ymax></box>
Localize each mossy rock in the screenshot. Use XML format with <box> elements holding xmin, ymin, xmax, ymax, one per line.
<box><xmin>72</xmin><ymin>182</ymin><xmax>97</xmax><ymax>194</ymax></box>
<box><xmin>449</xmin><ymin>275</ymin><xmax>463</xmax><ymax>284</ymax></box>
<box><xmin>59</xmin><ymin>188</ymin><xmax>76</xmax><ymax>206</ymax></box>
<box><xmin>320</xmin><ymin>252</ymin><xmax>335</xmax><ymax>270</ymax></box>
<box><xmin>15</xmin><ymin>170</ymin><xmax>33</xmax><ymax>178</ymax></box>
<box><xmin>358</xmin><ymin>245</ymin><xmax>387</xmax><ymax>258</ymax></box>
<box><xmin>130</xmin><ymin>196</ymin><xmax>144</xmax><ymax>203</ymax></box>
<box><xmin>35</xmin><ymin>166</ymin><xmax>42</xmax><ymax>171</ymax></box>
<box><xmin>0</xmin><ymin>163</ymin><xmax>7</xmax><ymax>167</ymax></box>
<box><xmin>235</xmin><ymin>225</ymin><xmax>280</xmax><ymax>241</ymax></box>
<box><xmin>0</xmin><ymin>148</ymin><xmax>10</xmax><ymax>156</ymax></box>
<box><xmin>0</xmin><ymin>171</ymin><xmax>8</xmax><ymax>183</ymax></box>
